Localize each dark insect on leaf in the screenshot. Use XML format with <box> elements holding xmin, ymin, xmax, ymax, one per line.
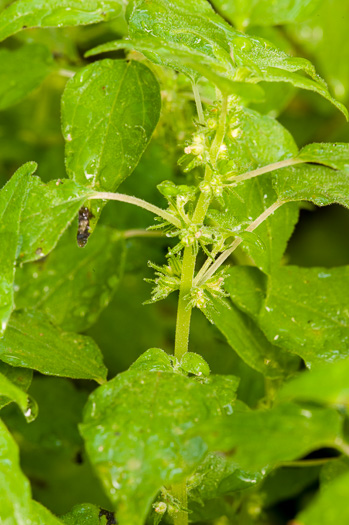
<box><xmin>77</xmin><ymin>206</ymin><xmax>93</xmax><ymax>247</ymax></box>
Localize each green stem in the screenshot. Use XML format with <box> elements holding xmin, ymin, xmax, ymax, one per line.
<box><xmin>210</xmin><ymin>95</ymin><xmax>228</xmax><ymax>166</ymax></box>
<box><xmin>226</xmin><ymin>158</ymin><xmax>304</xmax><ymax>183</ymax></box>
<box><xmin>192</xmin><ymin>82</ymin><xmax>205</xmax><ymax>126</ymax></box>
<box><xmin>171</xmin><ymin>482</ymin><xmax>188</xmax><ymax>525</ymax></box>
<box><xmin>90</xmin><ymin>191</ymin><xmax>182</xmax><ymax>229</ymax></box>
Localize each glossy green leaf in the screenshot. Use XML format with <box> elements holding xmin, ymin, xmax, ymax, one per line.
<box><xmin>180</xmin><ymin>352</ymin><xmax>211</xmax><ymax>377</ymax></box>
<box><xmin>81</xmin><ymin>348</ymin><xmax>238</xmax><ymax>525</ymax></box>
<box><xmin>128</xmin><ymin>0</ymin><xmax>346</xmax><ymax>115</ymax></box>
<box><xmin>298</xmin><ymin>142</ymin><xmax>349</xmax><ymax>170</ymax></box>
<box><xmin>0</xmin><ymin>419</ymin><xmax>63</xmax><ymax>524</ymax></box>
<box><xmin>274</xmin><ymin>164</ymin><xmax>349</xmax><ymax>209</ymax></box>
<box><xmin>0</xmin><ymin>44</ymin><xmax>54</xmax><ymax>110</ymax></box>
<box><xmin>62</xmin><ymin>59</ymin><xmax>161</xmax><ymax>193</ymax></box>
<box><xmin>296</xmin><ymin>471</ymin><xmax>349</xmax><ymax>525</ymax></box>
<box><xmin>61</xmin><ymin>504</ymin><xmax>102</xmax><ymax>525</ymax></box>
<box><xmin>15</xmin><ymin>226</ymin><xmax>126</xmax><ymax>332</ymax></box>
<box><xmin>85</xmin><ymin>38</ymin><xmax>265</xmax><ymax>101</ymax></box>
<box><xmin>259</xmin><ymin>266</ymin><xmax>349</xmax><ymax>366</ymax></box>
<box><xmin>0</xmin><ymin>0</ymin><xmax>124</xmax><ymax>42</ymax></box>
<box><xmin>279</xmin><ymin>358</ymin><xmax>349</xmax><ymax>407</ymax></box>
<box><xmin>224</xmin><ymin>266</ymin><xmax>267</xmax><ymax>320</ymax></box>
<box><xmin>20</xmin><ymin>176</ymin><xmax>93</xmax><ymax>263</ymax></box>
<box><xmin>0</xmin><ymin>162</ymin><xmax>34</xmax><ymax>335</ymax></box>
<box><xmin>211</xmin><ymin>0</ymin><xmax>322</xmax><ymax>29</ymax></box>
<box><xmin>207</xmin><ymin>299</ymin><xmax>299</xmax><ymax>378</ymax></box>
<box><xmin>200</xmin><ymin>403</ymin><xmax>343</xmax><ymax>470</ymax></box>
<box><xmin>0</xmin><ymin>369</ymin><xmax>35</xmax><ymax>419</ymax></box>
<box><xmin>0</xmin><ymin>311</ymin><xmax>107</xmax><ymax>382</ymax></box>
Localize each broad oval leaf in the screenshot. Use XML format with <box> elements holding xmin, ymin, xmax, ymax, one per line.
<box><xmin>81</xmin><ymin>348</ymin><xmax>238</xmax><ymax>525</ymax></box>
<box><xmin>62</xmin><ymin>59</ymin><xmax>161</xmax><ymax>193</ymax></box>
<box><xmin>15</xmin><ymin>226</ymin><xmax>126</xmax><ymax>332</ymax></box>
<box><xmin>0</xmin><ymin>311</ymin><xmax>107</xmax><ymax>382</ymax></box>
<box><xmin>0</xmin><ymin>0</ymin><xmax>124</xmax><ymax>42</ymax></box>
<box><xmin>0</xmin><ymin>44</ymin><xmax>54</xmax><ymax>110</ymax></box>
<box><xmin>0</xmin><ymin>162</ymin><xmax>35</xmax><ymax>335</ymax></box>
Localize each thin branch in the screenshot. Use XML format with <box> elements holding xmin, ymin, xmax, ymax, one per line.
<box><xmin>192</xmin><ymin>82</ymin><xmax>205</xmax><ymax>125</ymax></box>
<box><xmin>90</xmin><ymin>192</ymin><xmax>182</xmax><ymax>229</ymax></box>
<box><xmin>226</xmin><ymin>158</ymin><xmax>305</xmax><ymax>184</ymax></box>
<box><xmin>195</xmin><ymin>201</ymin><xmax>284</xmax><ymax>286</ymax></box>
<box><xmin>123</xmin><ymin>229</ymin><xmax>164</xmax><ymax>239</ymax></box>
<box><xmin>57</xmin><ymin>68</ymin><xmax>76</xmax><ymax>78</ymax></box>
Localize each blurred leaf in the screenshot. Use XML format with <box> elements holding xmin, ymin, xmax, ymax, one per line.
<box><xmin>0</xmin><ymin>162</ymin><xmax>34</xmax><ymax>335</ymax></box>
<box><xmin>0</xmin><ymin>311</ymin><xmax>107</xmax><ymax>382</ymax></box>
<box><xmin>200</xmin><ymin>403</ymin><xmax>343</xmax><ymax>470</ymax></box>
<box><xmin>0</xmin><ymin>0</ymin><xmax>124</xmax><ymax>42</ymax></box>
<box><xmin>0</xmin><ymin>362</ymin><xmax>32</xmax><ymax>410</ymax></box>
<box><xmin>0</xmin><ymin>44</ymin><xmax>54</xmax><ymax>110</ymax></box>
<box><xmin>61</xmin><ymin>504</ymin><xmax>101</xmax><ymax>524</ymax></box>
<box><xmin>298</xmin><ymin>142</ymin><xmax>349</xmax><ymax>170</ymax></box>
<box><xmin>279</xmin><ymin>358</ymin><xmax>349</xmax><ymax>406</ymax></box>
<box><xmin>207</xmin><ymin>298</ymin><xmax>299</xmax><ymax>378</ymax></box>
<box><xmin>20</xmin><ymin>176</ymin><xmax>94</xmax><ymax>263</ymax></box>
<box><xmin>0</xmin><ymin>369</ymin><xmax>35</xmax><ymax>419</ymax></box>
<box><xmin>259</xmin><ymin>266</ymin><xmax>349</xmax><ymax>366</ymax></box>
<box><xmin>61</xmin><ymin>59</ymin><xmax>161</xmax><ymax>232</ymax></box>
<box><xmin>81</xmin><ymin>348</ymin><xmax>238</xmax><ymax>525</ymax></box>
<box><xmin>211</xmin><ymin>0</ymin><xmax>322</xmax><ymax>29</ymax></box>
<box><xmin>180</xmin><ymin>352</ymin><xmax>211</xmax><ymax>377</ymax></box>
<box><xmin>295</xmin><ymin>471</ymin><xmax>349</xmax><ymax>525</ymax></box>
<box><xmin>0</xmin><ymin>419</ymin><xmax>63</xmax><ymax>524</ymax></box>
<box><xmin>15</xmin><ymin>226</ymin><xmax>126</xmax><ymax>332</ymax></box>
<box><xmin>224</xmin><ymin>266</ymin><xmax>267</xmax><ymax>320</ymax></box>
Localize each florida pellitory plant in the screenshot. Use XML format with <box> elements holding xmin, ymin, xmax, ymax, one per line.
<box><xmin>1</xmin><ymin>1</ymin><xmax>349</xmax><ymax>524</ymax></box>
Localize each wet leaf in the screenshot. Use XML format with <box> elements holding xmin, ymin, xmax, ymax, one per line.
<box><xmin>81</xmin><ymin>348</ymin><xmax>237</xmax><ymax>525</ymax></box>
<box><xmin>15</xmin><ymin>226</ymin><xmax>126</xmax><ymax>332</ymax></box>
<box><xmin>0</xmin><ymin>0</ymin><xmax>124</xmax><ymax>42</ymax></box>
<box><xmin>0</xmin><ymin>44</ymin><xmax>54</xmax><ymax>110</ymax></box>
<box><xmin>0</xmin><ymin>162</ymin><xmax>35</xmax><ymax>335</ymax></box>
<box><xmin>61</xmin><ymin>59</ymin><xmax>161</xmax><ymax>231</ymax></box>
<box><xmin>180</xmin><ymin>352</ymin><xmax>211</xmax><ymax>377</ymax></box>
<box><xmin>259</xmin><ymin>266</ymin><xmax>349</xmax><ymax>366</ymax></box>
<box><xmin>61</xmin><ymin>504</ymin><xmax>101</xmax><ymax>524</ymax></box>
<box><xmin>20</xmin><ymin>176</ymin><xmax>94</xmax><ymax>263</ymax></box>
<box><xmin>0</xmin><ymin>361</ymin><xmax>32</xmax><ymax>410</ymax></box>
<box><xmin>200</xmin><ymin>403</ymin><xmax>343</xmax><ymax>470</ymax></box>
<box><xmin>298</xmin><ymin>142</ymin><xmax>349</xmax><ymax>170</ymax></box>
<box><xmin>211</xmin><ymin>0</ymin><xmax>322</xmax><ymax>29</ymax></box>
<box><xmin>0</xmin><ymin>311</ymin><xmax>107</xmax><ymax>382</ymax></box>
<box><xmin>0</xmin><ymin>369</ymin><xmax>36</xmax><ymax>419</ymax></box>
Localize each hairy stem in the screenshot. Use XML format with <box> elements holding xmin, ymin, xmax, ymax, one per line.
<box><xmin>90</xmin><ymin>192</ymin><xmax>182</xmax><ymax>229</ymax></box>
<box><xmin>210</xmin><ymin>95</ymin><xmax>228</xmax><ymax>166</ymax></box>
<box><xmin>171</xmin><ymin>482</ymin><xmax>188</xmax><ymax>525</ymax></box>
<box><xmin>196</xmin><ymin>201</ymin><xmax>284</xmax><ymax>285</ymax></box>
<box><xmin>226</xmin><ymin>158</ymin><xmax>304</xmax><ymax>183</ymax></box>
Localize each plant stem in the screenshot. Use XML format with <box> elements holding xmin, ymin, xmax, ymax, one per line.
<box><xmin>171</xmin><ymin>482</ymin><xmax>188</xmax><ymax>525</ymax></box>
<box><xmin>90</xmin><ymin>192</ymin><xmax>182</xmax><ymax>229</ymax></box>
<box><xmin>196</xmin><ymin>201</ymin><xmax>284</xmax><ymax>285</ymax></box>
<box><xmin>210</xmin><ymin>95</ymin><xmax>228</xmax><ymax>166</ymax></box>
<box><xmin>123</xmin><ymin>229</ymin><xmax>163</xmax><ymax>239</ymax></box>
<box><xmin>226</xmin><ymin>158</ymin><xmax>304</xmax><ymax>183</ymax></box>
<box><xmin>192</xmin><ymin>82</ymin><xmax>205</xmax><ymax>126</ymax></box>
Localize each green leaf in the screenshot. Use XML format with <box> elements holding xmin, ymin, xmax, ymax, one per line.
<box><xmin>61</xmin><ymin>58</ymin><xmax>160</xmax><ymax>193</ymax></box>
<box><xmin>0</xmin><ymin>419</ymin><xmax>63</xmax><ymax>524</ymax></box>
<box><xmin>295</xmin><ymin>471</ymin><xmax>349</xmax><ymax>525</ymax></box>
<box><xmin>0</xmin><ymin>0</ymin><xmax>124</xmax><ymax>42</ymax></box>
<box><xmin>61</xmin><ymin>504</ymin><xmax>101</xmax><ymax>525</ymax></box>
<box><xmin>224</xmin><ymin>266</ymin><xmax>267</xmax><ymax>320</ymax></box>
<box><xmin>128</xmin><ymin>0</ymin><xmax>346</xmax><ymax>115</ymax></box>
<box><xmin>0</xmin><ymin>311</ymin><xmax>107</xmax><ymax>382</ymax></box>
<box><xmin>0</xmin><ymin>44</ymin><xmax>54</xmax><ymax>110</ymax></box>
<box><xmin>0</xmin><ymin>162</ymin><xmax>35</xmax><ymax>335</ymax></box>
<box><xmin>211</xmin><ymin>0</ymin><xmax>322</xmax><ymax>28</ymax></box>
<box><xmin>278</xmin><ymin>358</ymin><xmax>349</xmax><ymax>407</ymax></box>
<box><xmin>259</xmin><ymin>266</ymin><xmax>349</xmax><ymax>366</ymax></box>
<box><xmin>80</xmin><ymin>348</ymin><xmax>238</xmax><ymax>525</ymax></box>
<box><xmin>207</xmin><ymin>298</ymin><xmax>299</xmax><ymax>378</ymax></box>
<box><xmin>180</xmin><ymin>352</ymin><xmax>211</xmax><ymax>377</ymax></box>
<box><xmin>20</xmin><ymin>176</ymin><xmax>94</xmax><ymax>263</ymax></box>
<box><xmin>0</xmin><ymin>369</ymin><xmax>36</xmax><ymax>420</ymax></box>
<box><xmin>200</xmin><ymin>403</ymin><xmax>343</xmax><ymax>470</ymax></box>
<box><xmin>0</xmin><ymin>362</ymin><xmax>32</xmax><ymax>410</ymax></box>
<box><xmin>274</xmin><ymin>164</ymin><xmax>349</xmax><ymax>209</ymax></box>
<box><xmin>15</xmin><ymin>226</ymin><xmax>126</xmax><ymax>332</ymax></box>
<box><xmin>85</xmin><ymin>38</ymin><xmax>265</xmax><ymax>101</ymax></box>
<box><xmin>298</xmin><ymin>142</ymin><xmax>349</xmax><ymax>170</ymax></box>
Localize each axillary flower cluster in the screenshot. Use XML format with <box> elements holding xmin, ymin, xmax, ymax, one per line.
<box><xmin>146</xmin><ymin>98</ymin><xmax>247</xmax><ymax>317</ymax></box>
